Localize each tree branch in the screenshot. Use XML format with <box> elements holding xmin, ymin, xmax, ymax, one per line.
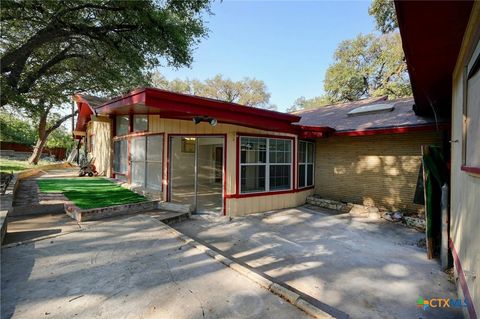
<box><xmin>46</xmin><ymin>110</ymin><xmax>78</xmax><ymax>135</ymax></box>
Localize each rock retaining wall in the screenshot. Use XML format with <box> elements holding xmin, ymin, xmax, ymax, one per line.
<box><xmin>307</xmin><ymin>195</ymin><xmax>381</xmax><ymax>219</ymax></box>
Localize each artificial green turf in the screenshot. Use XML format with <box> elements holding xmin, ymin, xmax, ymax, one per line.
<box><xmin>36</xmin><ymin>178</ymin><xmax>147</xmax><ymax>209</ymax></box>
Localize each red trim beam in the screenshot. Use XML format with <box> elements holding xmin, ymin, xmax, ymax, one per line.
<box><xmin>334</xmin><ymin>123</ymin><xmax>450</xmax><ymax>137</ymax></box>
<box><xmin>95</xmin><ymin>88</ymin><xmax>302</xmax><ymax>134</ymax></box>
<box><xmin>449</xmin><ymin>239</ymin><xmax>478</xmax><ymax>319</ymax></box>
<box><xmin>461</xmin><ymin>166</ymin><xmax>480</xmax><ymax>176</ymax></box>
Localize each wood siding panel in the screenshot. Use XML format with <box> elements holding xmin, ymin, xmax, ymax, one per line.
<box><xmin>89</xmin><ymin>118</ymin><xmax>112</xmax><ymax>177</ymax></box>
<box><xmin>451</xmin><ymin>3</ymin><xmax>480</xmax><ymax>317</ymax></box>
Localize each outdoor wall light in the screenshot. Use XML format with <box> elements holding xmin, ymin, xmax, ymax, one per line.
<box><xmin>193</xmin><ymin>116</ymin><xmax>217</xmax><ymax>127</ymax></box>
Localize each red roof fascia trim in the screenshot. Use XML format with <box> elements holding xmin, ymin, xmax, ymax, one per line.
<box><xmin>296</xmin><ymin>125</ymin><xmax>336</xmax><ymax>138</ymax></box>
<box><xmin>295</xmin><ymin>125</ymin><xmax>335</xmax><ymax>132</ymax></box>
<box><xmin>73</xmin><ymin>94</ymin><xmax>96</xmax><ymax>113</ymax></box>
<box><xmin>334</xmin><ymin>123</ymin><xmax>450</xmax><ymax>137</ymax></box>
<box><xmin>74</xmin><ymin>101</ymin><xmax>95</xmax><ymax>134</ymax></box>
<box><xmin>144</xmin><ymin>88</ymin><xmax>300</xmax><ymax>123</ymax></box>
<box><xmin>299</xmin><ymin>131</ymin><xmax>328</xmax><ymax>138</ymax></box>
<box><xmin>145</xmin><ymin>96</ymin><xmax>298</xmax><ymax>133</ymax></box>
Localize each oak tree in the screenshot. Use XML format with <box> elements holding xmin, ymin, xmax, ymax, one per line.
<box><xmin>1</xmin><ymin>0</ymin><xmax>212</xmax><ymax>163</ymax></box>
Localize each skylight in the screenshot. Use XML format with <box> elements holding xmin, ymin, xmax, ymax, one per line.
<box><xmin>347</xmin><ymin>103</ymin><xmax>394</xmax><ymax>116</ymax></box>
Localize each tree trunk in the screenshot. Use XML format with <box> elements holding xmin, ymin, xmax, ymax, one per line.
<box><xmin>27</xmin><ymin>105</ymin><xmax>77</xmax><ymax>165</ymax></box>
<box><xmin>28</xmin><ymin>135</ymin><xmax>49</xmax><ymax>165</ymax></box>
<box><xmin>28</xmin><ymin>110</ymin><xmax>48</xmax><ymax>165</ymax></box>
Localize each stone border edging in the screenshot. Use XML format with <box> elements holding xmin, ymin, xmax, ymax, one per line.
<box><xmin>156</xmin><ymin>220</ymin><xmax>344</xmax><ymax>319</ymax></box>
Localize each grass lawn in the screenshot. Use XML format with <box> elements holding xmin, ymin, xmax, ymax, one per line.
<box><xmin>37</xmin><ymin>178</ymin><xmax>147</xmax><ymax>209</ymax></box>
<box><xmin>0</xmin><ymin>158</ymin><xmax>51</xmax><ymax>173</ymax></box>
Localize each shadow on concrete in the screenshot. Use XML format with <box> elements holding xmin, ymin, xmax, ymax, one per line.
<box><xmin>1</xmin><ymin>215</ymin><xmax>309</xmax><ymax>319</ymax></box>
<box><xmin>174</xmin><ymin>206</ymin><xmax>462</xmax><ymax>319</ymax></box>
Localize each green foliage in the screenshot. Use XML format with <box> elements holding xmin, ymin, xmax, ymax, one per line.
<box><xmin>45</xmin><ymin>127</ymin><xmax>75</xmax><ymax>150</ymax></box>
<box><xmin>287</xmin><ymin>96</ymin><xmax>332</xmax><ymax>113</ymax></box>
<box><xmin>151</xmin><ymin>73</ymin><xmax>276</xmax><ymax>110</ymax></box>
<box><xmin>369</xmin><ymin>0</ymin><xmax>398</xmax><ymax>33</ymax></box>
<box><xmin>37</xmin><ymin>178</ymin><xmax>146</xmax><ymax>209</ymax></box>
<box><xmin>0</xmin><ymin>110</ymin><xmax>37</xmax><ymax>145</ymax></box>
<box><xmin>0</xmin><ymin>109</ymin><xmax>74</xmax><ymax>149</ymax></box>
<box><xmin>324</xmin><ymin>32</ymin><xmax>411</xmax><ymax>102</ymax></box>
<box><xmin>1</xmin><ymin>0</ymin><xmax>213</xmax><ymax>107</ymax></box>
<box><xmin>1</xmin><ymin>0</ymin><xmax>212</xmax><ymax>163</ymax></box>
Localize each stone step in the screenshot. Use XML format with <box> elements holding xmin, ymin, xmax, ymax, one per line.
<box><xmin>66</xmin><ymin>200</ymin><xmax>159</xmax><ymax>222</ymax></box>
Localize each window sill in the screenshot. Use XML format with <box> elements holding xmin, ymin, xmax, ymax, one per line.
<box><xmin>227</xmin><ymin>187</ymin><xmax>314</xmax><ymax>199</ymax></box>
<box><xmin>297</xmin><ymin>185</ymin><xmax>315</xmax><ymax>191</ymax></box>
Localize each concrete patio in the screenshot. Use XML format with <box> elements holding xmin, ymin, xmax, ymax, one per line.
<box><xmin>1</xmin><ymin>215</ymin><xmax>310</xmax><ymax>319</ymax></box>
<box><xmin>174</xmin><ymin>206</ymin><xmax>462</xmax><ymax>319</ymax></box>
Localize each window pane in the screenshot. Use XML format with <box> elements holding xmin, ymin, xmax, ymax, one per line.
<box><xmin>240</xmin><ymin>137</ymin><xmax>266</xmax><ymax>163</ymax></box>
<box><xmin>299</xmin><ymin>141</ymin><xmax>306</xmax><ymax>163</ymax></box>
<box><xmin>147</xmin><ymin>135</ymin><xmax>163</xmax><ymax>161</ymax></box>
<box><xmin>131</xmin><ymin>137</ymin><xmax>146</xmax><ymax>161</ymax></box>
<box><xmin>307</xmin><ymin>143</ymin><xmax>314</xmax><ymax>163</ymax></box>
<box><xmin>133</xmin><ymin>115</ymin><xmax>148</xmax><ymax>132</ymax></box>
<box><xmin>131</xmin><ymin>161</ymin><xmax>145</xmax><ymax>187</ymax></box>
<box><xmin>269</xmin><ymin>164</ymin><xmax>291</xmax><ymax>190</ymax></box>
<box><xmin>241</xmin><ymin>165</ymin><xmax>266</xmax><ymax>193</ymax></box>
<box><xmin>269</xmin><ymin>139</ymin><xmax>291</xmax><ymax>164</ymax></box>
<box><xmin>113</xmin><ymin>140</ymin><xmax>128</xmax><ymax>173</ymax></box>
<box><xmin>116</xmin><ymin>116</ymin><xmax>129</xmax><ymax>136</ymax></box>
<box><xmin>146</xmin><ymin>162</ymin><xmax>162</xmax><ymax>191</ymax></box>
<box><xmin>307</xmin><ymin>164</ymin><xmax>314</xmax><ymax>186</ymax></box>
<box><xmin>299</xmin><ymin>164</ymin><xmax>306</xmax><ymax>188</ymax></box>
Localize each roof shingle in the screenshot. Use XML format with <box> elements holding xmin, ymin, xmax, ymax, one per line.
<box><xmin>293</xmin><ymin>96</ymin><xmax>447</xmax><ymax>132</ymax></box>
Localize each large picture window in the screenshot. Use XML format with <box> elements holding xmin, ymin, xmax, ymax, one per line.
<box><xmin>298</xmin><ymin>141</ymin><xmax>314</xmax><ymax>188</ymax></box>
<box><xmin>131</xmin><ymin>135</ymin><xmax>163</xmax><ymax>191</ymax></box>
<box><xmin>240</xmin><ymin>136</ymin><xmax>292</xmax><ymax>193</ymax></box>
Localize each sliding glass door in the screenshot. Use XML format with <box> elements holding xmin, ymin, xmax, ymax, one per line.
<box><xmin>169</xmin><ymin>136</ymin><xmax>224</xmax><ymax>213</ymax></box>
<box><xmin>131</xmin><ymin>135</ymin><xmax>163</xmax><ymax>191</ymax></box>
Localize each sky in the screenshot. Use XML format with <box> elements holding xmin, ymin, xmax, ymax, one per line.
<box><xmin>158</xmin><ymin>0</ymin><xmax>377</xmax><ymax>112</ymax></box>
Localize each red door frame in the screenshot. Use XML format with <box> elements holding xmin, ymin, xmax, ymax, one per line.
<box><xmin>166</xmin><ymin>133</ymin><xmax>227</xmax><ymax>215</ymax></box>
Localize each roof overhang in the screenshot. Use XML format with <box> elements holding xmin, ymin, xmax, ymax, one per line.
<box><xmin>73</xmin><ymin>94</ymin><xmax>96</xmax><ymax>138</ymax></box>
<box><xmin>94</xmin><ymin>88</ymin><xmax>303</xmax><ymax>133</ymax></box>
<box><xmin>394</xmin><ymin>0</ymin><xmax>473</xmax><ymax>117</ymax></box>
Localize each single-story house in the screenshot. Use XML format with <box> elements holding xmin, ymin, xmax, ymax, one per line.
<box><xmin>73</xmin><ymin>89</ymin><xmax>324</xmax><ymax>216</ymax></box>
<box><xmin>73</xmin><ymin>90</ymin><xmax>447</xmax><ymax>217</ymax></box>
<box><xmin>395</xmin><ymin>0</ymin><xmax>479</xmax><ymax>318</ymax></box>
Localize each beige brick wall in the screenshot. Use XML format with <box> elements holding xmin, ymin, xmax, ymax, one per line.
<box><xmin>314</xmin><ymin>131</ymin><xmax>444</xmax><ymax>213</ymax></box>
